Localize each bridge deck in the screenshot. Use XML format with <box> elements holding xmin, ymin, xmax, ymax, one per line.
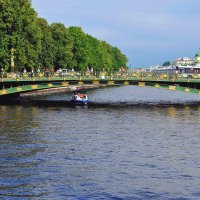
<box><xmin>0</xmin><ymin>77</ymin><xmax>200</xmax><ymax>96</ymax></box>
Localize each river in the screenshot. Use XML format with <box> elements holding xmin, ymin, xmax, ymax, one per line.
<box><xmin>0</xmin><ymin>86</ymin><xmax>200</xmax><ymax>200</ymax></box>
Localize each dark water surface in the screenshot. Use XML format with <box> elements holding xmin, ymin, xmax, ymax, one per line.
<box><xmin>0</xmin><ymin>86</ymin><xmax>200</xmax><ymax>200</ymax></box>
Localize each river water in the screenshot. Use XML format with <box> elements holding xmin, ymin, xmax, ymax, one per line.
<box><xmin>0</xmin><ymin>86</ymin><xmax>200</xmax><ymax>200</ymax></box>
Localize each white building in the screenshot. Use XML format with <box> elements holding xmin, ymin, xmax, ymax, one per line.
<box><xmin>172</xmin><ymin>57</ymin><xmax>195</xmax><ymax>66</ymax></box>
<box><xmin>173</xmin><ymin>53</ymin><xmax>200</xmax><ymax>73</ymax></box>
<box><xmin>150</xmin><ymin>52</ymin><xmax>200</xmax><ymax>75</ymax></box>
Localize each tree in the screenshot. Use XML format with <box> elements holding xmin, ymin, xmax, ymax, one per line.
<box><xmin>37</xmin><ymin>18</ymin><xmax>54</xmax><ymax>70</ymax></box>
<box><xmin>50</xmin><ymin>23</ymin><xmax>73</xmax><ymax>70</ymax></box>
<box><xmin>0</xmin><ymin>0</ymin><xmax>42</xmax><ymax>71</ymax></box>
<box><xmin>0</xmin><ymin>0</ymin><xmax>16</xmax><ymax>70</ymax></box>
<box><xmin>0</xmin><ymin>0</ymin><xmax>128</xmax><ymax>72</ymax></box>
<box><xmin>163</xmin><ymin>61</ymin><xmax>171</xmax><ymax>66</ymax></box>
<box><xmin>69</xmin><ymin>26</ymin><xmax>89</xmax><ymax>72</ymax></box>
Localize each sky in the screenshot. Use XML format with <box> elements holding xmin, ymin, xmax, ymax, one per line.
<box><xmin>32</xmin><ymin>0</ymin><xmax>200</xmax><ymax>68</ymax></box>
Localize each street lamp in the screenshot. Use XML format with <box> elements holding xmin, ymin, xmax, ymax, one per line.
<box><xmin>10</xmin><ymin>48</ymin><xmax>15</xmax><ymax>76</ymax></box>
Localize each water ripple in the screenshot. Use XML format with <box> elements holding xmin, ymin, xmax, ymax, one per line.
<box><xmin>0</xmin><ymin>86</ymin><xmax>200</xmax><ymax>199</ymax></box>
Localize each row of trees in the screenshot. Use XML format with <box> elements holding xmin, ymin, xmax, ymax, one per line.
<box><xmin>0</xmin><ymin>0</ymin><xmax>128</xmax><ymax>73</ymax></box>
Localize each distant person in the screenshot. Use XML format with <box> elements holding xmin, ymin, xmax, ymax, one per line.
<box><xmin>57</xmin><ymin>68</ymin><xmax>62</xmax><ymax>73</ymax></box>
<box><xmin>31</xmin><ymin>69</ymin><xmax>34</xmax><ymax>77</ymax></box>
<box><xmin>175</xmin><ymin>66</ymin><xmax>179</xmax><ymax>75</ymax></box>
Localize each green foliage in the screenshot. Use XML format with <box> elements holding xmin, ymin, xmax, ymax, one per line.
<box><xmin>37</xmin><ymin>18</ymin><xmax>54</xmax><ymax>69</ymax></box>
<box><xmin>69</xmin><ymin>27</ymin><xmax>89</xmax><ymax>72</ymax></box>
<box><xmin>163</xmin><ymin>61</ymin><xmax>171</xmax><ymax>66</ymax></box>
<box><xmin>0</xmin><ymin>0</ymin><xmax>42</xmax><ymax>71</ymax></box>
<box><xmin>50</xmin><ymin>23</ymin><xmax>74</xmax><ymax>70</ymax></box>
<box><xmin>0</xmin><ymin>0</ymin><xmax>128</xmax><ymax>72</ymax></box>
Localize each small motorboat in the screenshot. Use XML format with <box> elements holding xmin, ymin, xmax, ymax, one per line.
<box><xmin>71</xmin><ymin>91</ymin><xmax>89</xmax><ymax>105</ymax></box>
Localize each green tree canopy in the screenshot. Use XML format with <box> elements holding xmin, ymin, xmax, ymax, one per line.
<box><xmin>0</xmin><ymin>0</ymin><xmax>128</xmax><ymax>72</ymax></box>
<box><xmin>163</xmin><ymin>61</ymin><xmax>171</xmax><ymax>66</ymax></box>
<box><xmin>50</xmin><ymin>23</ymin><xmax>73</xmax><ymax>70</ymax></box>
<box><xmin>37</xmin><ymin>18</ymin><xmax>54</xmax><ymax>70</ymax></box>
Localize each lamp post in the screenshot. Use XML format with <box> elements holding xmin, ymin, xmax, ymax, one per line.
<box><xmin>10</xmin><ymin>48</ymin><xmax>15</xmax><ymax>77</ymax></box>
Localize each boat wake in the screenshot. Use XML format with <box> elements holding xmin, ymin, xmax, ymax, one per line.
<box><xmin>0</xmin><ymin>99</ymin><xmax>200</xmax><ymax>108</ymax></box>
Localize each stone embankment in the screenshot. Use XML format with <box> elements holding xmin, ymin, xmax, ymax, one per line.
<box><xmin>20</xmin><ymin>85</ymin><xmax>101</xmax><ymax>96</ymax></box>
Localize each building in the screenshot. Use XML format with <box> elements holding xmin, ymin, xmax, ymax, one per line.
<box><xmin>171</xmin><ymin>52</ymin><xmax>200</xmax><ymax>73</ymax></box>
<box><xmin>151</xmin><ymin>52</ymin><xmax>200</xmax><ymax>76</ymax></box>
<box><xmin>172</xmin><ymin>57</ymin><xmax>195</xmax><ymax>66</ymax></box>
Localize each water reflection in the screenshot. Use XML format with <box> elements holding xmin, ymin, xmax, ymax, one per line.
<box><xmin>167</xmin><ymin>107</ymin><xmax>177</xmax><ymax>118</ymax></box>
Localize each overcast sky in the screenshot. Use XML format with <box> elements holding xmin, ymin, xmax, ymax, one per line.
<box><xmin>32</xmin><ymin>0</ymin><xmax>200</xmax><ymax>68</ymax></box>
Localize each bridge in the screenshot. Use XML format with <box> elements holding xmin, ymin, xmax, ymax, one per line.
<box><xmin>1</xmin><ymin>73</ymin><xmax>200</xmax><ymax>98</ymax></box>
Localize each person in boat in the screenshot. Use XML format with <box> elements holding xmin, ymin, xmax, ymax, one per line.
<box><xmin>83</xmin><ymin>93</ymin><xmax>88</xmax><ymax>100</ymax></box>
<box><xmin>72</xmin><ymin>91</ymin><xmax>82</xmax><ymax>100</ymax></box>
<box><xmin>72</xmin><ymin>91</ymin><xmax>78</xmax><ymax>100</ymax></box>
<box><xmin>78</xmin><ymin>93</ymin><xmax>84</xmax><ymax>99</ymax></box>
<box><xmin>78</xmin><ymin>91</ymin><xmax>87</xmax><ymax>100</ymax></box>
<box><xmin>73</xmin><ymin>91</ymin><xmax>88</xmax><ymax>100</ymax></box>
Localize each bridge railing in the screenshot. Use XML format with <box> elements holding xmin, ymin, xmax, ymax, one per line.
<box><xmin>1</xmin><ymin>71</ymin><xmax>200</xmax><ymax>81</ymax></box>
